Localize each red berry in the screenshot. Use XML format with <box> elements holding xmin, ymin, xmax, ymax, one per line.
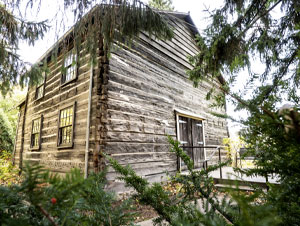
<box><xmin>51</xmin><ymin>198</ymin><xmax>57</xmax><ymax>204</ymax></box>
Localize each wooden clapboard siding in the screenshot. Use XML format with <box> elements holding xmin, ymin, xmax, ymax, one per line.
<box><xmin>104</xmin><ymin>15</ymin><xmax>228</xmax><ymax>189</ymax></box>
<box><xmin>14</xmin><ymin>43</ymin><xmax>98</xmax><ymax>173</ymax></box>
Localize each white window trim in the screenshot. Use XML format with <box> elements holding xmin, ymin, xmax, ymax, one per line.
<box><xmin>174</xmin><ymin>108</ymin><xmax>206</xmax><ymax>121</ymax></box>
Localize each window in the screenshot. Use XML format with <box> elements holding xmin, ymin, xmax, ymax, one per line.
<box><xmin>177</xmin><ymin>114</ymin><xmax>205</xmax><ymax>169</ymax></box>
<box><xmin>35</xmin><ymin>72</ymin><xmax>46</xmax><ymax>100</ymax></box>
<box><xmin>30</xmin><ymin>116</ymin><xmax>43</xmax><ymax>150</ymax></box>
<box><xmin>57</xmin><ymin>103</ymin><xmax>76</xmax><ymax>148</ymax></box>
<box><xmin>61</xmin><ymin>50</ymin><xmax>77</xmax><ymax>85</ymax></box>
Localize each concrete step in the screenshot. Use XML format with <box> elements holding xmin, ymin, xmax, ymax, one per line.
<box><xmin>214</xmin><ymin>183</ymin><xmax>255</xmax><ymax>192</ymax></box>
<box><xmin>213</xmin><ymin>178</ymin><xmax>269</xmax><ymax>189</ymax></box>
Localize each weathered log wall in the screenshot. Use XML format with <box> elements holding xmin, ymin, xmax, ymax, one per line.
<box><xmin>104</xmin><ymin>15</ymin><xmax>229</xmax><ymax>190</ymax></box>
<box><xmin>14</xmin><ymin>13</ymin><xmax>229</xmax><ymax>191</ymax></box>
<box><xmin>14</xmin><ymin>46</ymin><xmax>98</xmax><ymax>174</ymax></box>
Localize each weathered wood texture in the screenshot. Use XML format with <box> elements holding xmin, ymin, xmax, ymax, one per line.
<box><xmin>14</xmin><ymin>13</ymin><xmax>229</xmax><ymax>191</ymax></box>
<box><xmin>104</xmin><ymin>15</ymin><xmax>229</xmax><ymax>190</ymax></box>
<box><xmin>14</xmin><ymin>45</ymin><xmax>99</xmax><ymax>173</ymax></box>
<box><xmin>93</xmin><ymin>34</ymin><xmax>108</xmax><ymax>173</ymax></box>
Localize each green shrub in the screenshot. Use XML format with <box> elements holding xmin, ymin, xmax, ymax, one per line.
<box><xmin>0</xmin><ymin>136</ymin><xmax>297</xmax><ymax>225</ymax></box>
<box><xmin>0</xmin><ymin>163</ymin><xmax>136</xmax><ymax>226</ymax></box>
<box><xmin>0</xmin><ymin>109</ymin><xmax>14</xmax><ymax>153</ymax></box>
<box><xmin>0</xmin><ymin>90</ymin><xmax>26</xmax><ymax>153</ymax></box>
<box><xmin>109</xmin><ymin>136</ymin><xmax>282</xmax><ymax>226</ymax></box>
<box><xmin>0</xmin><ymin>151</ymin><xmax>20</xmax><ymax>185</ymax></box>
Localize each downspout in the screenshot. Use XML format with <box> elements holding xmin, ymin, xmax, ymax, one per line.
<box><xmin>84</xmin><ymin>62</ymin><xmax>93</xmax><ymax>179</ymax></box>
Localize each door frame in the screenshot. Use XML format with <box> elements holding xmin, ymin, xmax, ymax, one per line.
<box><xmin>175</xmin><ymin>109</ymin><xmax>206</xmax><ymax>171</ymax></box>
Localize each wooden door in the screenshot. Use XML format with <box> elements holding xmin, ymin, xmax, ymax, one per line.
<box><xmin>192</xmin><ymin>119</ymin><xmax>204</xmax><ymax>168</ymax></box>
<box><xmin>179</xmin><ymin>116</ymin><xmax>192</xmax><ymax>161</ymax></box>
<box><xmin>178</xmin><ymin>116</ymin><xmax>204</xmax><ymax>169</ymax></box>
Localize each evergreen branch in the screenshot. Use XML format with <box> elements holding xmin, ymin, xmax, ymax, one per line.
<box><xmin>38</xmin><ymin>205</ymin><xmax>58</xmax><ymax>226</ymax></box>
<box><xmin>237</xmin><ymin>0</ymin><xmax>282</xmax><ymax>39</ymax></box>
<box><xmin>107</xmin><ymin>154</ymin><xmax>177</xmax><ymax>223</ymax></box>
<box><xmin>217</xmin><ymin>82</ymin><xmax>276</xmax><ymax>120</ymax></box>
<box><xmin>255</xmin><ymin>50</ymin><xmax>298</xmax><ymax>105</ymax></box>
<box><xmin>0</xmin><ymin>0</ymin><xmax>173</xmax><ymax>95</ymax></box>
<box><xmin>168</xmin><ymin>136</ymin><xmax>235</xmax><ymax>224</ymax></box>
<box><xmin>233</xmin><ymin>0</ymin><xmax>268</xmax><ymax>29</ymax></box>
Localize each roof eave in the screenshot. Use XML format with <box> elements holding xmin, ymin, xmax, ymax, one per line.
<box><xmin>16</xmin><ymin>98</ymin><xmax>26</xmax><ymax>107</ymax></box>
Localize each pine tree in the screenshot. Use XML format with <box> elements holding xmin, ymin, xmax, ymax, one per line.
<box><xmin>0</xmin><ymin>0</ymin><xmax>173</xmax><ymax>96</ymax></box>
<box><xmin>0</xmin><ymin>138</ymin><xmax>282</xmax><ymax>225</ymax></box>
<box><xmin>0</xmin><ymin>3</ymin><xmax>48</xmax><ymax>96</ymax></box>
<box><xmin>148</xmin><ymin>0</ymin><xmax>174</xmax><ymax>11</ymax></box>
<box><xmin>109</xmin><ymin>137</ymin><xmax>281</xmax><ymax>225</ymax></box>
<box><xmin>0</xmin><ymin>109</ymin><xmax>14</xmax><ymax>153</ymax></box>
<box><xmin>187</xmin><ymin>1</ymin><xmax>300</xmax><ymax>224</ymax></box>
<box><xmin>0</xmin><ymin>89</ymin><xmax>26</xmax><ymax>138</ymax></box>
<box><xmin>0</xmin><ymin>164</ymin><xmax>136</xmax><ymax>225</ymax></box>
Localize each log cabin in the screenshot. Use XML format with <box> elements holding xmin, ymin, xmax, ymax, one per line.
<box><xmin>13</xmin><ymin>8</ymin><xmax>229</xmax><ymax>191</ymax></box>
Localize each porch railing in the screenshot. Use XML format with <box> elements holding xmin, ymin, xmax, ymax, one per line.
<box><xmin>180</xmin><ymin>146</ymin><xmax>225</xmax><ymax>179</ymax></box>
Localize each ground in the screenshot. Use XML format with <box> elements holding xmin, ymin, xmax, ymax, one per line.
<box><xmin>133</xmin><ymin>202</ymin><xmax>158</xmax><ymax>223</ymax></box>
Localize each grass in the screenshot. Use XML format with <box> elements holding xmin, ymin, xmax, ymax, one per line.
<box><xmin>0</xmin><ymin>151</ymin><xmax>21</xmax><ymax>186</ymax></box>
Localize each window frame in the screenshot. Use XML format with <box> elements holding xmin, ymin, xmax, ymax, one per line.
<box><xmin>57</xmin><ymin>102</ymin><xmax>76</xmax><ymax>149</ymax></box>
<box><xmin>175</xmin><ymin>110</ymin><xmax>206</xmax><ymax>171</ymax></box>
<box><xmin>60</xmin><ymin>48</ymin><xmax>78</xmax><ymax>86</ymax></box>
<box><xmin>30</xmin><ymin>115</ymin><xmax>43</xmax><ymax>151</ymax></box>
<box><xmin>35</xmin><ymin>72</ymin><xmax>46</xmax><ymax>100</ymax></box>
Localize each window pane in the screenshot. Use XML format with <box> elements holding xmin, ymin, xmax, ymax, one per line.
<box><xmin>60</xmin><ymin>125</ymin><xmax>72</xmax><ymax>144</ymax></box>
<box><xmin>34</xmin><ymin>134</ymin><xmax>39</xmax><ymax>147</ymax></box>
<box><xmin>63</xmin><ymin>50</ymin><xmax>77</xmax><ymax>84</ymax></box>
<box><xmin>66</xmin><ymin>110</ymin><xmax>70</xmax><ymax>125</ymax></box>
<box><xmin>32</xmin><ymin>119</ymin><xmax>40</xmax><ymax>134</ymax></box>
<box><xmin>65</xmin><ymin>66</ymin><xmax>76</xmax><ymax>82</ymax></box>
<box><xmin>58</xmin><ymin>105</ymin><xmax>74</xmax><ymax>145</ymax></box>
<box><xmin>36</xmin><ymin>85</ymin><xmax>44</xmax><ymax>99</ymax></box>
<box><xmin>64</xmin><ymin>51</ymin><xmax>73</xmax><ymax>67</ymax></box>
<box><xmin>59</xmin><ymin>107</ymin><xmax>73</xmax><ymax>127</ymax></box>
<box><xmin>31</xmin><ymin>118</ymin><xmax>41</xmax><ymax>147</ymax></box>
<box><xmin>66</xmin><ymin>67</ymin><xmax>71</xmax><ymax>81</ymax></box>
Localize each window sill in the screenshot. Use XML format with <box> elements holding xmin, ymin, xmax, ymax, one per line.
<box><xmin>30</xmin><ymin>146</ymin><xmax>40</xmax><ymax>151</ymax></box>
<box><xmin>57</xmin><ymin>143</ymin><xmax>74</xmax><ymax>149</ymax></box>
<box><xmin>60</xmin><ymin>77</ymin><xmax>77</xmax><ymax>88</ymax></box>
<box><xmin>35</xmin><ymin>96</ymin><xmax>44</xmax><ymax>101</ymax></box>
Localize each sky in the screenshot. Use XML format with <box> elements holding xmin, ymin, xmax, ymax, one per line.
<box><xmin>19</xmin><ymin>0</ymin><xmax>225</xmax><ymax>64</ymax></box>
<box><xmin>18</xmin><ymin>0</ymin><xmax>243</xmax><ymax>136</ymax></box>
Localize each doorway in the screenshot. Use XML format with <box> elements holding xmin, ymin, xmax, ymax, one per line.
<box><xmin>177</xmin><ymin>115</ymin><xmax>205</xmax><ymax>169</ymax></box>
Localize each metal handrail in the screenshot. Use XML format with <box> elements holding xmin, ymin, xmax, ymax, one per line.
<box><xmin>180</xmin><ymin>145</ymin><xmax>225</xmax><ymax>179</ymax></box>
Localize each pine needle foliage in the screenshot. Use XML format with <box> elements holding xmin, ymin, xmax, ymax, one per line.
<box><xmin>108</xmin><ymin>136</ymin><xmax>281</xmax><ymax>226</ymax></box>
<box><xmin>0</xmin><ymin>89</ymin><xmax>26</xmax><ymax>141</ymax></box>
<box><xmin>0</xmin><ymin>163</ymin><xmax>136</xmax><ymax>226</ymax></box>
<box><xmin>187</xmin><ymin>1</ymin><xmax>300</xmax><ymax>225</ymax></box>
<box><xmin>0</xmin><ymin>109</ymin><xmax>14</xmax><ymax>153</ymax></box>
<box><xmin>0</xmin><ymin>3</ymin><xmax>48</xmax><ymax>96</ymax></box>
<box><xmin>188</xmin><ymin>0</ymin><xmax>300</xmax><ymax>101</ymax></box>
<box><xmin>187</xmin><ymin>0</ymin><xmax>300</xmax><ymax>112</ymax></box>
<box><xmin>148</xmin><ymin>0</ymin><xmax>174</xmax><ymax>11</ymax></box>
<box><xmin>70</xmin><ymin>1</ymin><xmax>173</xmax><ymax>63</ymax></box>
<box><xmin>1</xmin><ymin>0</ymin><xmax>173</xmax><ymax>95</ymax></box>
